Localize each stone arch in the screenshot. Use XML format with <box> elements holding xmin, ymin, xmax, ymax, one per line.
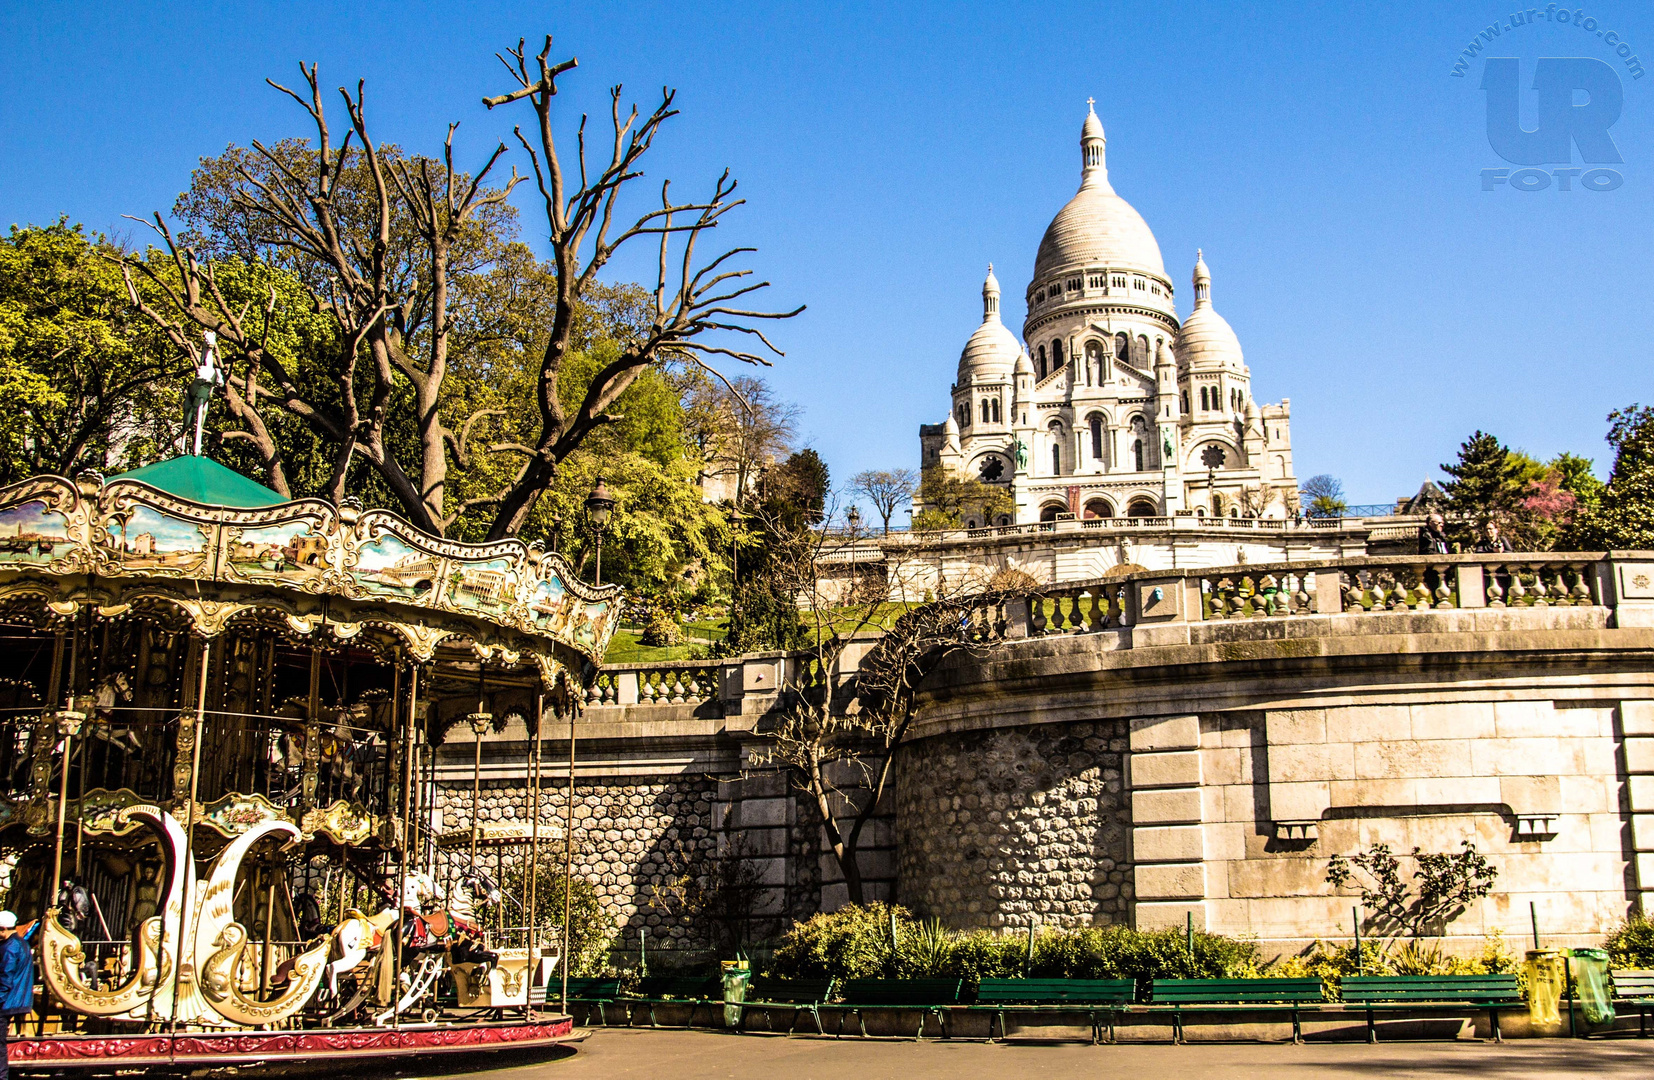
<box><xmin>1087</xmin><ymin>413</ymin><xmax>1105</xmax><ymax>460</ymax></box>
<box><xmin>1115</xmin><ymin>331</ymin><xmax>1130</xmax><ymax>366</ymax></box>
<box><xmin>1126</xmin><ymin>496</ymin><xmax>1159</xmax><ymax>517</ymax></box>
<box><xmin>1083</xmin><ymin>497</ymin><xmax>1114</xmax><ymax>519</ymax></box>
<box><xmin>1038</xmin><ymin>501</ymin><xmax>1067</xmax><ymax>522</ymax></box>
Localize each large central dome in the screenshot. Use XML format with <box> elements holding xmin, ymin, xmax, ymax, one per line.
<box><xmin>1032</xmin><ymin>107</ymin><xmax>1166</xmax><ymax>282</ymax></box>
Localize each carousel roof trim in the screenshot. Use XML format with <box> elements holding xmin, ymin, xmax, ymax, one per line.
<box><xmin>108</xmin><ymin>456</ymin><xmax>287</xmax><ymax>509</ymax></box>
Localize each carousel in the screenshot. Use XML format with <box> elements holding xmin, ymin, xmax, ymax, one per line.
<box><xmin>0</xmin><ymin>432</ymin><xmax>618</xmax><ymax>1069</ymax></box>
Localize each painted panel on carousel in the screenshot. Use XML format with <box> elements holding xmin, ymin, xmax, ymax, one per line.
<box><xmin>350</xmin><ymin>531</ymin><xmax>443</xmax><ymax>601</ymax></box>
<box><xmin>526</xmin><ymin>577</ymin><xmax>569</xmax><ymax>633</ymax></box>
<box><xmin>446</xmin><ymin>557</ymin><xmax>517</xmax><ymax>618</ymax></box>
<box><xmin>221</xmin><ymin>518</ymin><xmax>332</xmax><ymax>587</ymax></box>
<box><xmin>0</xmin><ymin>501</ymin><xmax>75</xmax><ymax>569</ymax></box>
<box><xmin>102</xmin><ymin>505</ymin><xmax>212</xmax><ymax>576</ymax></box>
<box><xmin>569</xmin><ymin>598</ymin><xmax>613</xmax><ymax>652</ymax></box>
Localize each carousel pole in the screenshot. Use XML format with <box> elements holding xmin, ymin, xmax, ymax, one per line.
<box><xmin>168</xmin><ymin>635</ymin><xmax>212</xmax><ymax>1039</ymax></box>
<box><xmin>49</xmin><ymin>615</ymin><xmax>82</xmax><ymax>909</ymax></box>
<box><xmin>560</xmin><ymin>682</ymin><xmax>577</xmax><ymax>1016</ymax></box>
<box><xmin>525</xmin><ymin>687</ymin><xmax>544</xmax><ymax>1019</ymax></box>
<box><xmin>389</xmin><ymin>656</ymin><xmax>406</xmax><ymax>1031</ymax></box>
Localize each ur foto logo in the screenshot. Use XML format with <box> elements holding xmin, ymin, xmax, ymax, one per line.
<box><xmin>1479</xmin><ymin>57</ymin><xmax>1626</xmax><ymax>192</ymax></box>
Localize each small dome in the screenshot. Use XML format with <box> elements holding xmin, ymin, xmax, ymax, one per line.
<box><xmin>943</xmin><ymin>412</ymin><xmax>960</xmax><ymax>436</ymax></box>
<box><xmin>1013</xmin><ymin>348</ymin><xmax>1034</xmax><ymax>376</ymax></box>
<box><xmin>1177</xmin><ymin>252</ymin><xmax>1243</xmax><ymax>371</ymax></box>
<box><xmin>957</xmin><ymin>266</ymin><xmax>1019</xmax><ymax>382</ymax></box>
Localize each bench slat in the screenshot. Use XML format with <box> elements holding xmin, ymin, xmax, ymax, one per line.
<box><xmin>1341</xmin><ymin>974</ymin><xmax>1522</xmax><ymax>1005</ymax></box>
<box><xmin>1150</xmin><ymin>978</ymin><xmax>1324</xmax><ymax>1005</ymax></box>
<box><xmin>839</xmin><ymin>978</ymin><xmax>962</xmax><ymax>1006</ymax></box>
<box><xmin>975</xmin><ymin>978</ymin><xmax>1135</xmax><ymax>1005</ymax></box>
<box><xmin>748</xmin><ymin>978</ymin><xmax>835</xmax><ymax>1005</ymax></box>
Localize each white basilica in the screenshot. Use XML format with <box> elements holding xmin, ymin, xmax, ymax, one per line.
<box><xmin>917</xmin><ymin>104</ymin><xmax>1297</xmax><ymax>527</ymax></box>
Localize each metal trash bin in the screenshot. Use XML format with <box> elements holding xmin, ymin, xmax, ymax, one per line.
<box><xmin>721</xmin><ymin>959</ymin><xmax>751</xmax><ymax>1030</ymax></box>
<box><xmin>1526</xmin><ymin>949</ymin><xmax>1566</xmax><ymax>1026</ymax></box>
<box><xmin>1569</xmin><ymin>947</ymin><xmax>1616</xmax><ymax>1026</ymax></box>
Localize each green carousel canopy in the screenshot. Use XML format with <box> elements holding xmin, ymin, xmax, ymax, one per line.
<box><xmin>0</xmin><ymin>458</ymin><xmax>622</xmax><ymax>669</ymax></box>
<box><xmin>108</xmin><ymin>455</ymin><xmax>287</xmax><ymax>508</ymax></box>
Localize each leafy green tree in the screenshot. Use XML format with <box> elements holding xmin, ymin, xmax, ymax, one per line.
<box><xmin>720</xmin><ymin>450</ymin><xmax>831</xmax><ymax>653</ymax></box>
<box><xmin>1441</xmin><ymin>431</ymin><xmax>1525</xmax><ymax>527</ymax></box>
<box><xmin>1565</xmin><ymin>406</ymin><xmax>1654</xmax><ymax>550</ymax></box>
<box><xmin>912</xmin><ymin>467</ymin><xmax>1015</xmax><ymax>530</ymax></box>
<box><xmin>0</xmin><ymin>222</ymin><xmax>185</xmax><ymax>486</ymax></box>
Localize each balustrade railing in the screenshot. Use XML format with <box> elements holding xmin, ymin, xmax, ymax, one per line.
<box><xmin>573</xmin><ymin>554</ymin><xmax>1630</xmax><ymax>717</ymax></box>
<box><xmin>582</xmin><ymin>663</ymin><xmax>721</xmax><ymax>708</ymax></box>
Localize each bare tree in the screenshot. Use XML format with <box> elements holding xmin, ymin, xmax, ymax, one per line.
<box><xmin>850</xmin><ymin>468</ymin><xmax>917</xmax><ymax>534</ymax></box>
<box><xmin>123</xmin><ymin>67</ymin><xmax>520</xmax><ymax>526</ymax></box>
<box><xmin>124</xmin><ymin>35</ymin><xmax>800</xmax><ymax>541</ymax></box>
<box><xmin>476</xmin><ymin>35</ymin><xmax>802</xmax><ymax>539</ymax></box>
<box><xmin>685</xmin><ymin>374</ymin><xmax>798</xmax><ymax>508</ymax></box>
<box><xmin>749</xmin><ymin>504</ymin><xmax>1012</xmax><ymax>903</ymax></box>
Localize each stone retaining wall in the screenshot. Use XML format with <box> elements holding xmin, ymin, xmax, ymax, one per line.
<box><xmin>895</xmin><ymin>721</ymin><xmax>1132</xmax><ymax>927</ymax></box>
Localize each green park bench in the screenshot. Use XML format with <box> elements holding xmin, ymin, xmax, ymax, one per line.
<box><xmin>972</xmin><ymin>977</ymin><xmax>1137</xmax><ymax>1042</ymax></box>
<box><xmin>1340</xmin><ymin>974</ymin><xmax>1523</xmax><ymax>1042</ymax></box>
<box><xmin>740</xmin><ymin>977</ymin><xmax>836</xmax><ymax>1034</ymax></box>
<box><xmin>836</xmin><ymin>978</ymin><xmax>963</xmax><ymax>1038</ymax></box>
<box><xmin>1148</xmin><ymin>977</ymin><xmax>1326</xmax><ymax>1043</ymax></box>
<box><xmin>1610</xmin><ymin>970</ymin><xmax>1654</xmax><ymax>1036</ymax></box>
<box><xmin>559</xmin><ymin>976</ymin><xmax>623</xmax><ymax>1025</ymax></box>
<box><xmin>619</xmin><ymin>974</ymin><xmax>723</xmax><ymax>1027</ymax></box>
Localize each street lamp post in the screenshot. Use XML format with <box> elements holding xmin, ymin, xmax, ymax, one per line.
<box><xmin>584</xmin><ymin>477</ymin><xmax>615</xmax><ymax>585</ymax></box>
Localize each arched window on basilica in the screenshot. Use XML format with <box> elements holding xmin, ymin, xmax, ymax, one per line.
<box><xmin>1089</xmin><ymin>414</ymin><xmax>1104</xmax><ymax>459</ymax></box>
<box><xmin>1181</xmin><ymin>390</ymin><xmax>1189</xmax><ymax>414</ymax></box>
<box><xmin>1052</xmin><ymin>339</ymin><xmax>1064</xmax><ymax>367</ymax></box>
<box><xmin>991</xmin><ymin>398</ymin><xmax>1001</xmax><ymax>423</ymax></box>
<box><xmin>1132</xmin><ymin>438</ymin><xmax>1143</xmax><ymax>471</ymax></box>
<box><xmin>980</xmin><ymin>399</ymin><xmax>990</xmax><ymax>424</ymax></box>
<box><xmin>1037</xmin><ymin>344</ymin><xmax>1047</xmax><ymax>379</ymax></box>
<box><xmin>1115</xmin><ymin>331</ymin><xmax>1130</xmax><ymax>366</ymax></box>
<box><xmin>1052</xmin><ymin>444</ymin><xmax>1062</xmax><ymax>475</ymax></box>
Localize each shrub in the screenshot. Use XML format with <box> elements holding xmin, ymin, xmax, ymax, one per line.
<box><xmin>1604</xmin><ymin>913</ymin><xmax>1654</xmax><ymax>969</ymax></box>
<box><xmin>497</xmin><ymin>864</ymin><xmax>613</xmax><ymax>975</ymax></box>
<box><xmin>764</xmin><ymin>906</ymin><xmax>1261</xmax><ymax>987</ymax></box>
<box><xmin>767</xmin><ymin>903</ymin><xmax>911</xmax><ymax>981</ymax></box>
<box><xmin>639</xmin><ymin>606</ymin><xmax>683</xmax><ymax>647</ymax></box>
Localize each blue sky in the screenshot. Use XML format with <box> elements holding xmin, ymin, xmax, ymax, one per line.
<box><xmin>3</xmin><ymin>1</ymin><xmax>1650</xmax><ymax>507</ymax></box>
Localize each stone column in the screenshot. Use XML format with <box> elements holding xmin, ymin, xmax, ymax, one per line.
<box><xmin>1129</xmin><ymin>715</ymin><xmax>1207</xmax><ymax>929</ymax></box>
<box><xmin>1622</xmin><ymin>701</ymin><xmax>1654</xmax><ymax>913</ymax></box>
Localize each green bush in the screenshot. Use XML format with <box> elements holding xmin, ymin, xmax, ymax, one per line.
<box><xmin>1265</xmin><ymin>932</ymin><xmax>1519</xmax><ymax>996</ymax></box>
<box><xmin>1604</xmin><ymin>913</ymin><xmax>1654</xmax><ymax>969</ymax></box>
<box><xmin>764</xmin><ymin>905</ymin><xmax>1261</xmax><ymax>987</ymax></box>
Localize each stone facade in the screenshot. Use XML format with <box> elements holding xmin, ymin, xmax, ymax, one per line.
<box><xmin>895</xmin><ymin>722</ymin><xmax>1132</xmax><ymax>927</ymax></box>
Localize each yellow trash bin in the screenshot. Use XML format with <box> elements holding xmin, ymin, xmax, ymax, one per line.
<box><xmin>1526</xmin><ymin>949</ymin><xmax>1567</xmax><ymax>1026</ymax></box>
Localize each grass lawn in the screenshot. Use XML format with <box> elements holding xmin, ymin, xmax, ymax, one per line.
<box><xmin>602</xmin><ymin>603</ymin><xmax>920</xmax><ymax>664</ymax></box>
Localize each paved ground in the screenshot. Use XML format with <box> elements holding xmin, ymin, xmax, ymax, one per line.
<box><xmin>396</xmin><ymin>1027</ymin><xmax>1654</xmax><ymax>1080</ymax></box>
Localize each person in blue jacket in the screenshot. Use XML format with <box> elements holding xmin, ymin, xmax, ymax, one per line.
<box><xmin>0</xmin><ymin>911</ymin><xmax>38</xmax><ymax>1080</ymax></box>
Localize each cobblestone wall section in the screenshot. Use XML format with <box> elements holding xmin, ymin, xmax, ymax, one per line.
<box><xmin>434</xmin><ymin>776</ymin><xmax>719</xmax><ymax>950</ymax></box>
<box><xmin>895</xmin><ymin>720</ymin><xmax>1133</xmax><ymax>928</ymax></box>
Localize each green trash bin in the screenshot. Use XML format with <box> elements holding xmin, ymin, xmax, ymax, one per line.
<box><xmin>1526</xmin><ymin>949</ymin><xmax>1566</xmax><ymax>1026</ymax></box>
<box><xmin>1569</xmin><ymin>947</ymin><xmax>1616</xmax><ymax>1026</ymax></box>
<box><xmin>721</xmin><ymin>959</ymin><xmax>751</xmax><ymax>1030</ymax></box>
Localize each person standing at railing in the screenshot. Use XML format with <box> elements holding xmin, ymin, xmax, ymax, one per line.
<box><xmin>1418</xmin><ymin>512</ymin><xmax>1450</xmax><ymax>555</ymax></box>
<box><xmin>1474</xmin><ymin>520</ymin><xmax>1515</xmax><ymax>553</ymax></box>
